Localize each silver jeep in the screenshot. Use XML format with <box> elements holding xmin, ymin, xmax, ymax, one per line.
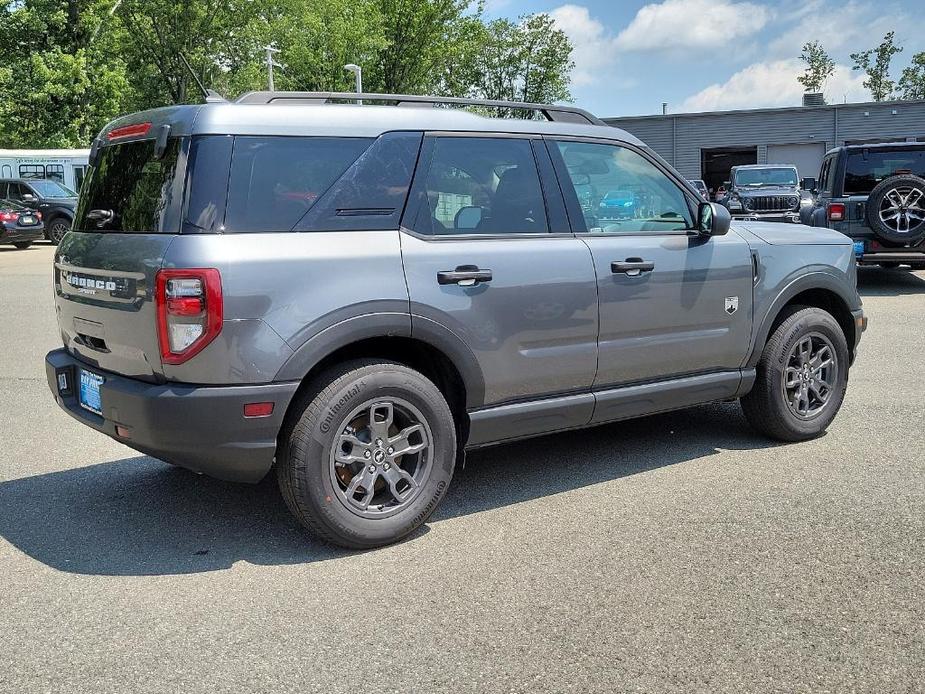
<box><xmin>45</xmin><ymin>92</ymin><xmax>866</xmax><ymax>548</ymax></box>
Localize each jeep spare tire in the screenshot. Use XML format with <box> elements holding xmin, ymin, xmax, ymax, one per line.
<box><xmin>866</xmin><ymin>174</ymin><xmax>925</xmax><ymax>244</ymax></box>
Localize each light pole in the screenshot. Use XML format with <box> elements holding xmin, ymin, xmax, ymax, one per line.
<box><xmin>265</xmin><ymin>45</ymin><xmax>281</xmax><ymax>91</ymax></box>
<box><xmin>344</xmin><ymin>64</ymin><xmax>363</xmax><ymax>104</ymax></box>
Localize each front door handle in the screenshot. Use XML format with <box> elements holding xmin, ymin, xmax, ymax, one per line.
<box><xmin>437</xmin><ymin>265</ymin><xmax>493</xmax><ymax>287</ymax></box>
<box><xmin>611</xmin><ymin>258</ymin><xmax>655</xmax><ymax>277</ymax></box>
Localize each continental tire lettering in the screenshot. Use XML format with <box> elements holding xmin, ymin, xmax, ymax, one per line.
<box><xmin>409</xmin><ymin>480</ymin><xmax>447</xmax><ymax>528</ymax></box>
<box><xmin>319</xmin><ymin>381</ymin><xmax>367</xmax><ymax>433</ymax></box>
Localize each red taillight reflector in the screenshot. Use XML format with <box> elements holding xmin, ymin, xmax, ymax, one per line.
<box><xmin>166</xmin><ymin>296</ymin><xmax>204</xmax><ymax>316</ymax></box>
<box><xmin>0</xmin><ymin>211</ymin><xmax>17</xmax><ymax>221</ymax></box>
<box><xmin>155</xmin><ymin>268</ymin><xmax>222</xmax><ymax>365</ymax></box>
<box><xmin>828</xmin><ymin>203</ymin><xmax>846</xmax><ymax>222</ymax></box>
<box><xmin>243</xmin><ymin>402</ymin><xmax>274</xmax><ymax>418</ymax></box>
<box><xmin>108</xmin><ymin>122</ymin><xmax>152</xmax><ymax>140</ymax></box>
<box><xmin>115</xmin><ymin>425</ymin><xmax>132</xmax><ymax>439</ymax></box>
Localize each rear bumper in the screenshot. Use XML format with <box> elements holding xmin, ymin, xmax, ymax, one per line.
<box><xmin>859</xmin><ymin>252</ymin><xmax>925</xmax><ymax>264</ymax></box>
<box><xmin>45</xmin><ymin>348</ymin><xmax>300</xmax><ymax>483</ymax></box>
<box><xmin>1</xmin><ymin>224</ymin><xmax>43</xmax><ymax>244</ymax></box>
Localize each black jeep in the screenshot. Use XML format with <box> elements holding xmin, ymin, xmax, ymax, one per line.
<box><xmin>720</xmin><ymin>164</ymin><xmax>803</xmax><ymax>223</ymax></box>
<box><xmin>800</xmin><ymin>142</ymin><xmax>925</xmax><ymax>269</ymax></box>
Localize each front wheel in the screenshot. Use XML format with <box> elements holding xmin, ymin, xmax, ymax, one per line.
<box><xmin>741</xmin><ymin>306</ymin><xmax>849</xmax><ymax>442</ymax></box>
<box><xmin>47</xmin><ymin>218</ymin><xmax>71</xmax><ymax>245</ymax></box>
<box><xmin>277</xmin><ymin>360</ymin><xmax>456</xmax><ymax>549</ymax></box>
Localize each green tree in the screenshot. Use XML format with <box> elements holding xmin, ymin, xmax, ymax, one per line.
<box><xmin>470</xmin><ymin>13</ymin><xmax>573</xmax><ymax>112</ymax></box>
<box><xmin>0</xmin><ymin>1</ymin><xmax>128</xmax><ymax>147</ymax></box>
<box><xmin>797</xmin><ymin>40</ymin><xmax>835</xmax><ymax>95</ymax></box>
<box><xmin>851</xmin><ymin>31</ymin><xmax>903</xmax><ymax>101</ymax></box>
<box><xmin>898</xmin><ymin>51</ymin><xmax>925</xmax><ymax>100</ymax></box>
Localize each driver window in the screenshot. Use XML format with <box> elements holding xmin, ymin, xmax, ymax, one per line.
<box><xmin>554</xmin><ymin>140</ymin><xmax>693</xmax><ymax>234</ymax></box>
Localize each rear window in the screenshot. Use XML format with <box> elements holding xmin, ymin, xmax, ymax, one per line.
<box><xmin>224</xmin><ymin>136</ymin><xmax>372</xmax><ymax>232</ymax></box>
<box><xmin>74</xmin><ymin>138</ymin><xmax>183</xmax><ymax>233</ymax></box>
<box><xmin>844</xmin><ymin>148</ymin><xmax>925</xmax><ymax>195</ymax></box>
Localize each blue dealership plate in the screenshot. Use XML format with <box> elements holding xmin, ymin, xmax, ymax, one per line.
<box><xmin>853</xmin><ymin>241</ymin><xmax>865</xmax><ymax>256</ymax></box>
<box><xmin>78</xmin><ymin>369</ymin><xmax>104</xmax><ymax>416</ymax></box>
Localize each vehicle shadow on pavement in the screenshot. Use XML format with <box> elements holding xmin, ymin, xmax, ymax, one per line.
<box><xmin>857</xmin><ymin>267</ymin><xmax>925</xmax><ymax>296</ymax></box>
<box><xmin>0</xmin><ymin>403</ymin><xmax>778</xmax><ymax>576</ymax></box>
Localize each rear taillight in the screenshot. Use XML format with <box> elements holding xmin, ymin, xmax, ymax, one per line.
<box><xmin>827</xmin><ymin>203</ymin><xmax>846</xmax><ymax>222</ymax></box>
<box><xmin>35</xmin><ymin>211</ymin><xmax>42</xmax><ymax>220</ymax></box>
<box><xmin>155</xmin><ymin>268</ymin><xmax>222</xmax><ymax>365</ymax></box>
<box><xmin>0</xmin><ymin>210</ymin><xmax>17</xmax><ymax>222</ymax></box>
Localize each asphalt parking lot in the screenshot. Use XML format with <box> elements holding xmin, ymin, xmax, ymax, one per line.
<box><xmin>1</xmin><ymin>243</ymin><xmax>923</xmax><ymax>693</ymax></box>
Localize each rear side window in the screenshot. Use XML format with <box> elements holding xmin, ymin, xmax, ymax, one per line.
<box><xmin>409</xmin><ymin>136</ymin><xmax>549</xmax><ymax>235</ymax></box>
<box><xmin>73</xmin><ymin>138</ymin><xmax>183</xmax><ymax>233</ymax></box>
<box><xmin>224</xmin><ymin>136</ymin><xmax>372</xmax><ymax>232</ymax></box>
<box><xmin>844</xmin><ymin>148</ymin><xmax>925</xmax><ymax>195</ymax></box>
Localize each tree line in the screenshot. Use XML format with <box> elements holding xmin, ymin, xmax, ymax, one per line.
<box><xmin>0</xmin><ymin>0</ymin><xmax>574</xmax><ymax>148</ymax></box>
<box><xmin>798</xmin><ymin>31</ymin><xmax>925</xmax><ymax>102</ymax></box>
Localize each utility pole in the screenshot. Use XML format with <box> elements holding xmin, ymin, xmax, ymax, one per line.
<box><xmin>265</xmin><ymin>45</ymin><xmax>281</xmax><ymax>91</ymax></box>
<box><xmin>344</xmin><ymin>64</ymin><xmax>363</xmax><ymax>105</ymax></box>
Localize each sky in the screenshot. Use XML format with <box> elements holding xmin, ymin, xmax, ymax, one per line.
<box><xmin>483</xmin><ymin>0</ymin><xmax>925</xmax><ymax>118</ymax></box>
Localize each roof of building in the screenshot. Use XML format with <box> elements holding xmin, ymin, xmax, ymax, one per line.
<box><xmin>604</xmin><ymin>98</ymin><xmax>925</xmax><ymax>122</ymax></box>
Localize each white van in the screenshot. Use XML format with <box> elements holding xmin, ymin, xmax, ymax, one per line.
<box><xmin>0</xmin><ymin>149</ymin><xmax>91</xmax><ymax>192</ymax></box>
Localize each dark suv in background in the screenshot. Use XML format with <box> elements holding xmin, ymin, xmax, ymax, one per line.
<box><xmin>720</xmin><ymin>164</ymin><xmax>804</xmax><ymax>223</ymax></box>
<box><xmin>801</xmin><ymin>142</ymin><xmax>925</xmax><ymax>268</ymax></box>
<box><xmin>0</xmin><ymin>178</ymin><xmax>78</xmax><ymax>244</ymax></box>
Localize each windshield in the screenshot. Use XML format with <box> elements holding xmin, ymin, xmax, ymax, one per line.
<box><xmin>734</xmin><ymin>168</ymin><xmax>798</xmax><ymax>187</ymax></box>
<box><xmin>74</xmin><ymin>138</ymin><xmax>182</xmax><ymax>233</ymax></box>
<box><xmin>29</xmin><ymin>179</ymin><xmax>77</xmax><ymax>198</ymax></box>
<box><xmin>844</xmin><ymin>148</ymin><xmax>925</xmax><ymax>195</ymax></box>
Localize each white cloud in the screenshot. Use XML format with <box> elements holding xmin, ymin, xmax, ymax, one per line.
<box><xmin>679</xmin><ymin>59</ymin><xmax>869</xmax><ymax>112</ymax></box>
<box><xmin>614</xmin><ymin>0</ymin><xmax>771</xmax><ymax>52</ymax></box>
<box><xmin>549</xmin><ymin>4</ymin><xmax>621</xmax><ymax>87</ymax></box>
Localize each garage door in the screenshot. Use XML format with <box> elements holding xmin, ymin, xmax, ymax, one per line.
<box><xmin>767</xmin><ymin>143</ymin><xmax>826</xmax><ymax>180</ymax></box>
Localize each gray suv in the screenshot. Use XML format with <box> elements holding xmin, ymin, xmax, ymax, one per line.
<box><xmin>721</xmin><ymin>164</ymin><xmax>803</xmax><ymax>223</ymax></box>
<box><xmin>45</xmin><ymin>92</ymin><xmax>866</xmax><ymax>548</ymax></box>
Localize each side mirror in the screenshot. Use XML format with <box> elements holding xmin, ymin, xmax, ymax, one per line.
<box><xmin>454</xmin><ymin>205</ymin><xmax>483</xmax><ymax>230</ymax></box>
<box><xmin>800</xmin><ymin>177</ymin><xmax>817</xmax><ymax>193</ymax></box>
<box><xmin>698</xmin><ymin>202</ymin><xmax>731</xmax><ymax>236</ymax></box>
<box><xmin>21</xmin><ymin>193</ymin><xmax>37</xmax><ymax>203</ymax></box>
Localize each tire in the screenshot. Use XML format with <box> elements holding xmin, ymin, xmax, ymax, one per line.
<box><xmin>741</xmin><ymin>306</ymin><xmax>849</xmax><ymax>442</ymax></box>
<box><xmin>866</xmin><ymin>175</ymin><xmax>925</xmax><ymax>245</ymax></box>
<box><xmin>277</xmin><ymin>360</ymin><xmax>456</xmax><ymax>549</ymax></box>
<box><xmin>879</xmin><ymin>262</ymin><xmax>901</xmax><ymax>269</ymax></box>
<box><xmin>47</xmin><ymin>217</ymin><xmax>71</xmax><ymax>245</ymax></box>
<box><xmin>13</xmin><ymin>242</ymin><xmax>31</xmax><ymax>249</ymax></box>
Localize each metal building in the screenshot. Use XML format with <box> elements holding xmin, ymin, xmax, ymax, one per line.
<box><xmin>604</xmin><ymin>98</ymin><xmax>925</xmax><ymax>194</ymax></box>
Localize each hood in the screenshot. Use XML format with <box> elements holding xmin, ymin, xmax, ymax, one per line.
<box><xmin>735</xmin><ymin>186</ymin><xmax>799</xmax><ymax>196</ymax></box>
<box><xmin>735</xmin><ymin>221</ymin><xmax>850</xmax><ymax>246</ymax></box>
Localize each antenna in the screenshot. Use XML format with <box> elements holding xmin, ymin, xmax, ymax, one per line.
<box><xmin>179</xmin><ymin>53</ymin><xmax>209</xmax><ymax>102</ymax></box>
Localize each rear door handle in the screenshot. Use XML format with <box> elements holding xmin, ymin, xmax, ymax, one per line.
<box><xmin>437</xmin><ymin>265</ymin><xmax>493</xmax><ymax>287</ymax></box>
<box><xmin>611</xmin><ymin>258</ymin><xmax>655</xmax><ymax>277</ymax></box>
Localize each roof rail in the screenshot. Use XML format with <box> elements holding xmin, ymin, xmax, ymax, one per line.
<box><xmin>233</xmin><ymin>91</ymin><xmax>605</xmax><ymax>126</ymax></box>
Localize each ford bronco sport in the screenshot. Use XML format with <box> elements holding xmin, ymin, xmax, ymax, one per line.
<box><xmin>45</xmin><ymin>92</ymin><xmax>866</xmax><ymax>549</ymax></box>
<box><xmin>800</xmin><ymin>142</ymin><xmax>925</xmax><ymax>268</ymax></box>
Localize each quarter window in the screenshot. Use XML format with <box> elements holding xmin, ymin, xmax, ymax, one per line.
<box><xmin>553</xmin><ymin>141</ymin><xmax>693</xmax><ymax>233</ymax></box>
<box><xmin>224</xmin><ymin>136</ymin><xmax>372</xmax><ymax>233</ymax></box>
<box><xmin>411</xmin><ymin>137</ymin><xmax>548</xmax><ymax>235</ymax></box>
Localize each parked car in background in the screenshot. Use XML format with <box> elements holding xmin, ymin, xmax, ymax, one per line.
<box><xmin>46</xmin><ymin>92</ymin><xmax>864</xmax><ymax>549</ymax></box>
<box><xmin>715</xmin><ymin>183</ymin><xmax>727</xmax><ymax>201</ymax></box>
<box><xmin>688</xmin><ymin>179</ymin><xmax>709</xmax><ymax>200</ymax></box>
<box><xmin>801</xmin><ymin>142</ymin><xmax>925</xmax><ymax>269</ymax></box>
<box><xmin>0</xmin><ymin>198</ymin><xmax>44</xmax><ymax>249</ymax></box>
<box><xmin>0</xmin><ymin>178</ymin><xmax>78</xmax><ymax>244</ymax></box>
<box><xmin>719</xmin><ymin>165</ymin><xmax>802</xmax><ymax>223</ymax></box>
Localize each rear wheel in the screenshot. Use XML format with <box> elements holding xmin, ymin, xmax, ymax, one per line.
<box><xmin>741</xmin><ymin>306</ymin><xmax>849</xmax><ymax>442</ymax></box>
<box><xmin>47</xmin><ymin>218</ymin><xmax>71</xmax><ymax>245</ymax></box>
<box><xmin>278</xmin><ymin>360</ymin><xmax>456</xmax><ymax>549</ymax></box>
<box><xmin>879</xmin><ymin>262</ymin><xmax>901</xmax><ymax>269</ymax></box>
<box><xmin>13</xmin><ymin>242</ymin><xmax>31</xmax><ymax>249</ymax></box>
